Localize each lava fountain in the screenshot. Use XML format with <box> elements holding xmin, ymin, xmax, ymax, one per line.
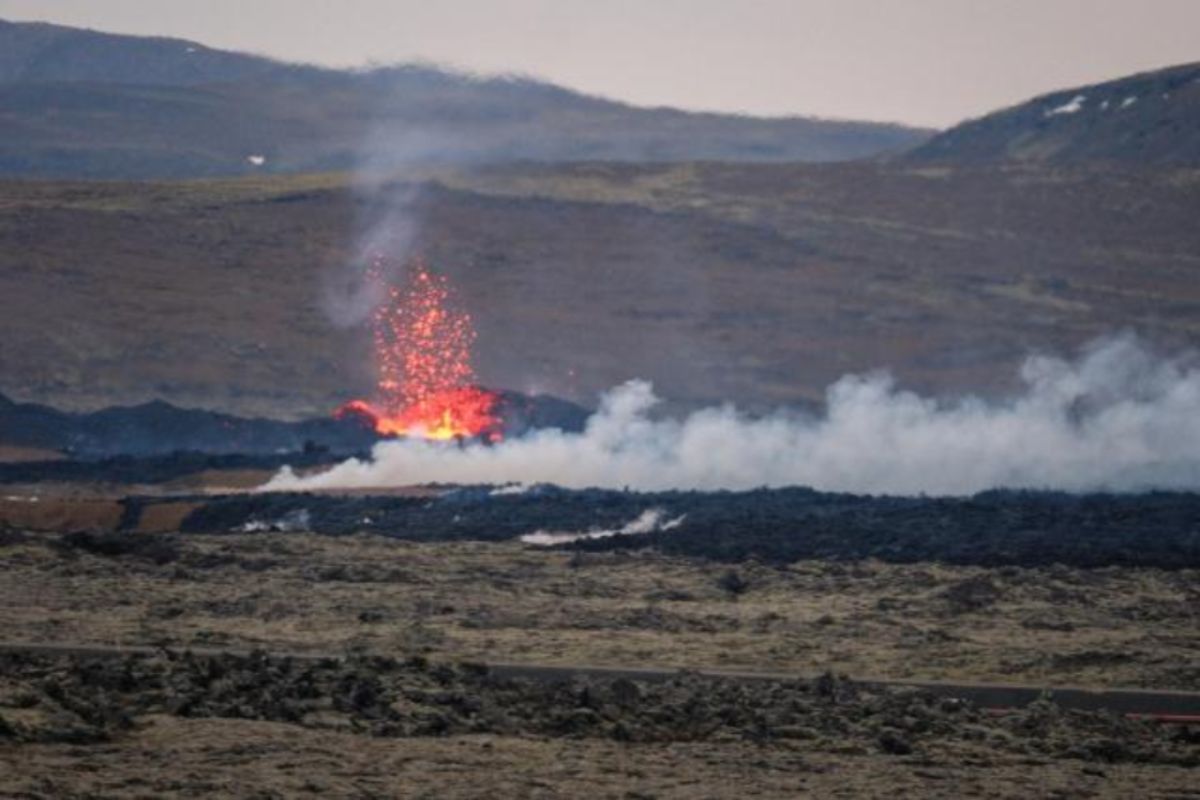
<box><xmin>336</xmin><ymin>257</ymin><xmax>502</xmax><ymax>442</ymax></box>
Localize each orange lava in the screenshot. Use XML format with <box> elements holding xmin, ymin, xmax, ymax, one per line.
<box><xmin>336</xmin><ymin>257</ymin><xmax>502</xmax><ymax>442</ymax></box>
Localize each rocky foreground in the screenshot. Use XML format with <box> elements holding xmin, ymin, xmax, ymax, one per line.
<box><xmin>2</xmin><ymin>528</ymin><xmax>1199</xmax><ymax>797</ymax></box>
<box><xmin>1</xmin><ymin>649</ymin><xmax>1198</xmax><ymax>799</ymax></box>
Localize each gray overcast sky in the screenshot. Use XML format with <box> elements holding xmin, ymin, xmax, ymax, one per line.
<box><xmin>1</xmin><ymin>0</ymin><xmax>1198</xmax><ymax>127</ymax></box>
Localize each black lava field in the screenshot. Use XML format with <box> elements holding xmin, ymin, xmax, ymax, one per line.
<box><xmin>150</xmin><ymin>484</ymin><xmax>1200</xmax><ymax>570</ymax></box>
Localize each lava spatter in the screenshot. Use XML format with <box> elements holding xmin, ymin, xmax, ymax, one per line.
<box><xmin>337</xmin><ymin>257</ymin><xmax>501</xmax><ymax>442</ymax></box>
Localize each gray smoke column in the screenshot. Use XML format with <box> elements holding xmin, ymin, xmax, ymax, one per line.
<box><xmin>320</xmin><ymin>172</ymin><xmax>424</xmax><ymax>329</ymax></box>
<box><xmin>321</xmin><ymin>78</ymin><xmax>480</xmax><ymax>329</ymax></box>
<box><xmin>266</xmin><ymin>335</ymin><xmax>1200</xmax><ymax>496</ymax></box>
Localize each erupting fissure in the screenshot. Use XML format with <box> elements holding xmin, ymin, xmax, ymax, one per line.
<box><xmin>336</xmin><ymin>257</ymin><xmax>502</xmax><ymax>442</ymax></box>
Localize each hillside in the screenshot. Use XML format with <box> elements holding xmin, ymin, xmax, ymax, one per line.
<box><xmin>0</xmin><ymin>18</ymin><xmax>297</xmax><ymax>85</ymax></box>
<box><xmin>0</xmin><ymin>20</ymin><xmax>929</xmax><ymax>177</ymax></box>
<box><xmin>2</xmin><ymin>163</ymin><xmax>1198</xmax><ymax>418</ymax></box>
<box><xmin>5</xmin><ymin>35</ymin><xmax>1200</xmax><ymax>419</ymax></box>
<box><xmin>907</xmin><ymin>61</ymin><xmax>1200</xmax><ymax>165</ymax></box>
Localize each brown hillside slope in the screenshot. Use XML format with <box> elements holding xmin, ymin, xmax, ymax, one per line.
<box><xmin>2</xmin><ymin>163</ymin><xmax>1199</xmax><ymax>417</ymax></box>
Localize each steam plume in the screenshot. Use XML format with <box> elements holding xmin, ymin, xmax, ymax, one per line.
<box><xmin>267</xmin><ymin>336</ymin><xmax>1200</xmax><ymax>496</ymax></box>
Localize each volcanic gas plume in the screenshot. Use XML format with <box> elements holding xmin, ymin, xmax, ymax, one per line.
<box><xmin>274</xmin><ymin>335</ymin><xmax>1200</xmax><ymax>496</ymax></box>
<box><xmin>336</xmin><ymin>258</ymin><xmax>502</xmax><ymax>442</ymax></box>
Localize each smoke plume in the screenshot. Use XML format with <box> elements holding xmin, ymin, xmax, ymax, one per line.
<box><xmin>266</xmin><ymin>336</ymin><xmax>1200</xmax><ymax>496</ymax></box>
<box><xmin>520</xmin><ymin>509</ymin><xmax>687</xmax><ymax>546</ymax></box>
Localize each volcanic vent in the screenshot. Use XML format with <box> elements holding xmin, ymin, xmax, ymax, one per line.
<box><xmin>336</xmin><ymin>257</ymin><xmax>504</xmax><ymax>442</ymax></box>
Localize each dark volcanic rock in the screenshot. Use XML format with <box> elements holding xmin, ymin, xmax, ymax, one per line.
<box><xmin>174</xmin><ymin>486</ymin><xmax>1200</xmax><ymax>570</ymax></box>
<box><xmin>0</xmin><ymin>392</ymin><xmax>379</xmax><ymax>458</ymax></box>
<box><xmin>0</xmin><ymin>651</ymin><xmax>1194</xmax><ymax>767</ymax></box>
<box><xmin>0</xmin><ymin>389</ymin><xmax>588</xmax><ymax>461</ymax></box>
<box><xmin>55</xmin><ymin>531</ymin><xmax>183</xmax><ymax>565</ymax></box>
<box><xmin>939</xmin><ymin>575</ymin><xmax>1002</xmax><ymax>613</ymax></box>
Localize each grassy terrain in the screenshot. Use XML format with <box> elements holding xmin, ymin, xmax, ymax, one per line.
<box><xmin>5</xmin><ymin>686</ymin><xmax>1195</xmax><ymax>799</ymax></box>
<box><xmin>2</xmin><ymin>162</ymin><xmax>1199</xmax><ymax>418</ymax></box>
<box><xmin>3</xmin><ymin>528</ymin><xmax>1198</xmax><ymax>797</ymax></box>
<box><xmin>1</xmin><ymin>530</ymin><xmax>1196</xmax><ymax>689</ymax></box>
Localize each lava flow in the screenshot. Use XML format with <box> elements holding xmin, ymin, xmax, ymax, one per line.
<box><xmin>336</xmin><ymin>257</ymin><xmax>502</xmax><ymax>442</ymax></box>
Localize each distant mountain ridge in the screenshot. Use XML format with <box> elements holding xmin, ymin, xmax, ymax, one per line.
<box><xmin>907</xmin><ymin>61</ymin><xmax>1200</xmax><ymax>165</ymax></box>
<box><xmin>0</xmin><ymin>18</ymin><xmax>303</xmax><ymax>85</ymax></box>
<box><xmin>0</xmin><ymin>19</ymin><xmax>930</xmax><ymax>177</ymax></box>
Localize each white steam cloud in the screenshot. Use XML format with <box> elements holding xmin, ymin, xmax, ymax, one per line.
<box><xmin>266</xmin><ymin>336</ymin><xmax>1200</xmax><ymax>496</ymax></box>
<box><xmin>520</xmin><ymin>508</ymin><xmax>687</xmax><ymax>546</ymax></box>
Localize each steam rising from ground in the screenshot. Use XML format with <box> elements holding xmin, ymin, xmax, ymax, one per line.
<box><xmin>520</xmin><ymin>509</ymin><xmax>687</xmax><ymax>546</ymax></box>
<box><xmin>267</xmin><ymin>337</ymin><xmax>1200</xmax><ymax>496</ymax></box>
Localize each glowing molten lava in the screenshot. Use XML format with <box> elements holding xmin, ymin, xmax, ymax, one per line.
<box><xmin>336</xmin><ymin>258</ymin><xmax>502</xmax><ymax>442</ymax></box>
